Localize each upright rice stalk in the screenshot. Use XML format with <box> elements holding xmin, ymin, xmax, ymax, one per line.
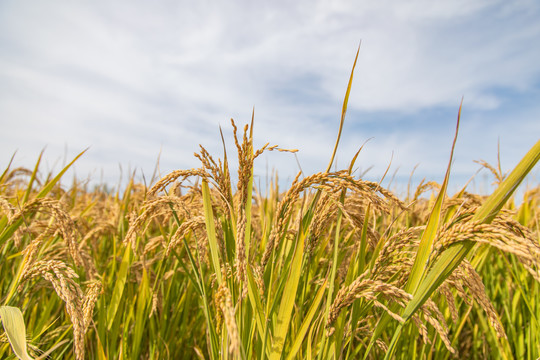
<box><xmin>384</xmin><ymin>139</ymin><xmax>540</xmax><ymax>359</ymax></box>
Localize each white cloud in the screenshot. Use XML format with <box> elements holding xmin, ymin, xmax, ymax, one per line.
<box><xmin>0</xmin><ymin>0</ymin><xmax>539</xmax><ymax>193</ymax></box>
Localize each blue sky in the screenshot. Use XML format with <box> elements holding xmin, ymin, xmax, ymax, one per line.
<box><xmin>1</xmin><ymin>0</ymin><xmax>539</xmax><ymax>195</ymax></box>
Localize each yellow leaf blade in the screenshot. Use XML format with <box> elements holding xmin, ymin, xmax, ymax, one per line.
<box><xmin>0</xmin><ymin>306</ymin><xmax>34</xmax><ymax>360</ymax></box>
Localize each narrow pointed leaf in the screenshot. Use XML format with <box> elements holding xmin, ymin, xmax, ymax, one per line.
<box><xmin>404</xmin><ymin>138</ymin><xmax>540</xmax><ymax>322</ymax></box>
<box><xmin>269</xmin><ymin>231</ymin><xmax>306</xmax><ymax>359</ymax></box>
<box><xmin>246</xmin><ymin>266</ymin><xmax>272</xmax><ymax>358</ymax></box>
<box><xmin>22</xmin><ymin>150</ymin><xmax>44</xmax><ymax>204</ymax></box>
<box><xmin>36</xmin><ymin>148</ymin><xmax>88</xmax><ymax>199</ymax></box>
<box><xmin>367</xmin><ymin>103</ymin><xmax>461</xmax><ymax>357</ymax></box>
<box><xmin>326</xmin><ymin>44</ymin><xmax>360</xmax><ymax>173</ymax></box>
<box><xmin>407</xmin><ymin>105</ymin><xmax>460</xmax><ymax>294</ymax></box>
<box><xmin>384</xmin><ymin>138</ymin><xmax>540</xmax><ymax>359</ymax></box>
<box><xmin>201</xmin><ymin>179</ymin><xmax>223</xmax><ymax>285</ymax></box>
<box><xmin>286</xmin><ymin>278</ymin><xmax>328</xmax><ymax>360</ymax></box>
<box><xmin>107</xmin><ymin>245</ymin><xmax>131</xmax><ymax>330</ymax></box>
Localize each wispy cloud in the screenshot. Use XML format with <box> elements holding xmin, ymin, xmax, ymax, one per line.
<box><xmin>1</xmin><ymin>0</ymin><xmax>539</xmax><ymax>192</ymax></box>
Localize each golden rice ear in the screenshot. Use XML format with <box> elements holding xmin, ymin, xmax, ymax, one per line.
<box><xmin>0</xmin><ymin>306</ymin><xmax>34</xmax><ymax>360</ymax></box>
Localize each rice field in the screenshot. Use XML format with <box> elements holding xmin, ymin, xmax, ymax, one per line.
<box><xmin>1</xmin><ymin>55</ymin><xmax>539</xmax><ymax>359</ymax></box>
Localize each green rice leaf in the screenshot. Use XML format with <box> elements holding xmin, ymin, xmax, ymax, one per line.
<box><xmin>406</xmin><ymin>103</ymin><xmax>461</xmax><ymax>293</ymax></box>
<box><xmin>384</xmin><ymin>138</ymin><xmax>540</xmax><ymax>360</ymax></box>
<box><xmin>35</xmin><ymin>148</ymin><xmax>88</xmax><ymax>200</ymax></box>
<box><xmin>34</xmin><ymin>340</ymin><xmax>69</xmax><ymax>360</ymax></box>
<box><xmin>107</xmin><ymin>245</ymin><xmax>132</xmax><ymax>330</ymax></box>
<box><xmin>0</xmin><ymin>149</ymin><xmax>87</xmax><ymax>247</ymax></box>
<box><xmin>0</xmin><ymin>152</ymin><xmax>17</xmax><ymax>185</ymax></box>
<box><xmin>405</xmin><ymin>139</ymin><xmax>540</xmax><ymax>320</ymax></box>
<box><xmin>201</xmin><ymin>179</ymin><xmax>223</xmax><ymax>285</ymax></box>
<box><xmin>22</xmin><ymin>150</ymin><xmax>44</xmax><ymax>205</ymax></box>
<box><xmin>286</xmin><ymin>278</ymin><xmax>328</xmax><ymax>360</ymax></box>
<box><xmin>325</xmin><ymin>44</ymin><xmax>360</xmax><ymax>174</ymax></box>
<box><xmin>269</xmin><ymin>225</ymin><xmax>306</xmax><ymax>359</ymax></box>
<box><xmin>246</xmin><ymin>266</ymin><xmax>272</xmax><ymax>358</ymax></box>
<box><xmin>368</xmin><ymin>103</ymin><xmax>460</xmax><ymax>357</ymax></box>
<box><xmin>132</xmin><ymin>267</ymin><xmax>150</xmax><ymax>358</ymax></box>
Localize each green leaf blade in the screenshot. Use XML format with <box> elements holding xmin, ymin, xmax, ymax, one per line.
<box><xmin>107</xmin><ymin>245</ymin><xmax>132</xmax><ymax>330</ymax></box>
<box><xmin>269</xmin><ymin>232</ymin><xmax>306</xmax><ymax>360</ymax></box>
